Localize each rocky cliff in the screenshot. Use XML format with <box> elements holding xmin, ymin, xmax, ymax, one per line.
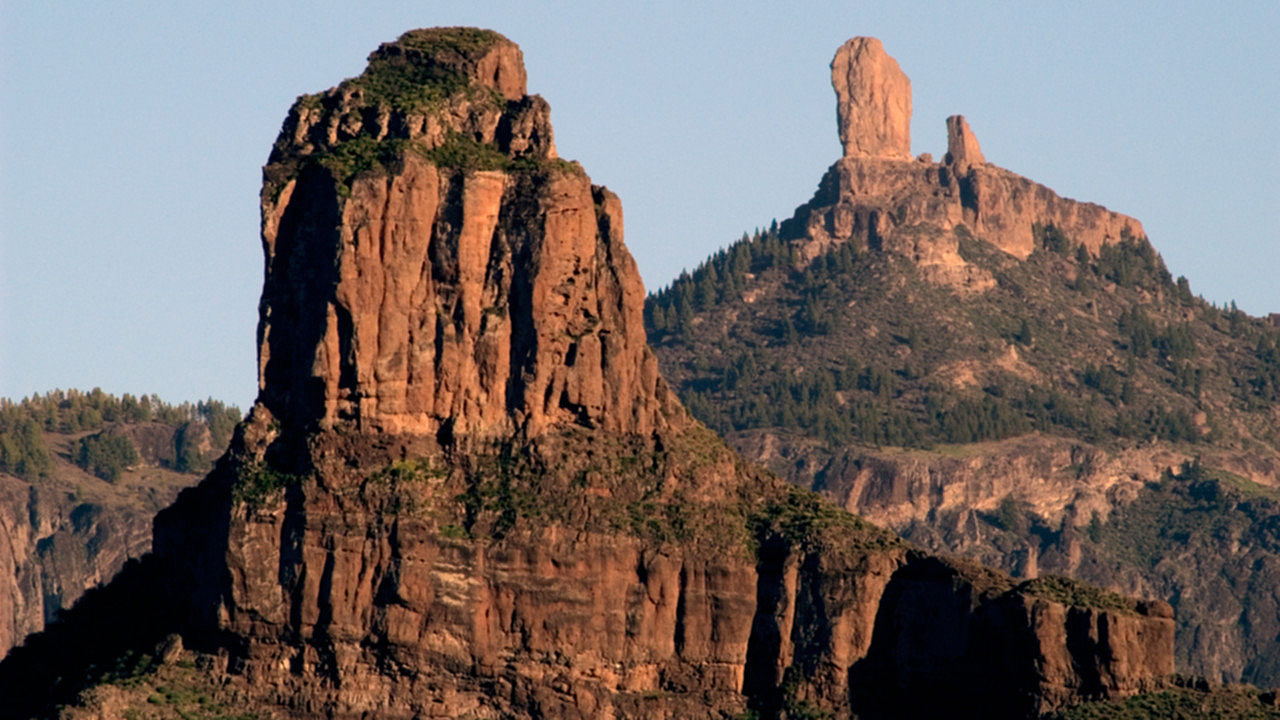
<box><xmin>0</xmin><ymin>404</ymin><xmax>230</xmax><ymax>662</ymax></box>
<box><xmin>0</xmin><ymin>473</ymin><xmax>161</xmax><ymax>659</ymax></box>
<box><xmin>0</xmin><ymin>28</ymin><xmax>1174</xmax><ymax>720</ymax></box>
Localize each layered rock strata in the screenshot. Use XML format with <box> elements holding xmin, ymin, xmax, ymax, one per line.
<box><xmin>0</xmin><ymin>28</ymin><xmax>1173</xmax><ymax>720</ymax></box>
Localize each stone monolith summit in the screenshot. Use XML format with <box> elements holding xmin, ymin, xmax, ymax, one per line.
<box><xmin>832</xmin><ymin>36</ymin><xmax>913</xmax><ymax>160</ymax></box>
<box><xmin>787</xmin><ymin>37</ymin><xmax>1143</xmax><ymax>268</ymax></box>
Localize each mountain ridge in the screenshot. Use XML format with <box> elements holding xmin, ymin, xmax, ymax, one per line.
<box><xmin>646</xmin><ymin>34</ymin><xmax>1280</xmax><ymax>687</ymax></box>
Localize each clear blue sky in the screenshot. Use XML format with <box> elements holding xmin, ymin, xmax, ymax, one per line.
<box><xmin>2</xmin><ymin>2</ymin><xmax>1277</xmax><ymax>410</ymax></box>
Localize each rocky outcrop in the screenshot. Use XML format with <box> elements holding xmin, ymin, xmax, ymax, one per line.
<box><xmin>257</xmin><ymin>28</ymin><xmax>678</xmax><ymax>441</ymax></box>
<box><xmin>832</xmin><ymin>37</ymin><xmax>912</xmax><ymax>160</ymax></box>
<box><xmin>946</xmin><ymin>114</ymin><xmax>984</xmax><ymax>168</ymax></box>
<box><xmin>789</xmin><ymin>38</ymin><xmax>1143</xmax><ymax>268</ymax></box>
<box><xmin>0</xmin><ymin>28</ymin><xmax>1174</xmax><ymax>720</ymax></box>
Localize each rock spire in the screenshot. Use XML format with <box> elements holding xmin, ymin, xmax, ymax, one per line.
<box><xmin>255</xmin><ymin>28</ymin><xmax>681</xmax><ymax>441</ymax></box>
<box><xmin>946</xmin><ymin>114</ymin><xmax>985</xmax><ymax>168</ymax></box>
<box><xmin>831</xmin><ymin>37</ymin><xmax>913</xmax><ymax>160</ymax></box>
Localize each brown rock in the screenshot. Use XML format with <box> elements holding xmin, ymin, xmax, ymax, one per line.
<box><xmin>831</xmin><ymin>37</ymin><xmax>912</xmax><ymax>160</ymax></box>
<box><xmin>786</xmin><ymin>114</ymin><xmax>1142</xmax><ymax>266</ymax></box>
<box><xmin>255</xmin><ymin>30</ymin><xmax>679</xmax><ymax>441</ymax></box>
<box><xmin>946</xmin><ymin>114</ymin><xmax>985</xmax><ymax>167</ymax></box>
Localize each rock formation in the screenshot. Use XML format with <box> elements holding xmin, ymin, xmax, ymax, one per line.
<box><xmin>0</xmin><ymin>418</ymin><xmax>220</xmax><ymax>662</ymax></box>
<box><xmin>0</xmin><ymin>477</ymin><xmax>160</xmax><ymax>658</ymax></box>
<box><xmin>946</xmin><ymin>114</ymin><xmax>985</xmax><ymax>168</ymax></box>
<box><xmin>832</xmin><ymin>37</ymin><xmax>912</xmax><ymax>160</ymax></box>
<box><xmin>791</xmin><ymin>38</ymin><xmax>1142</xmax><ymax>267</ymax></box>
<box><xmin>0</xmin><ymin>28</ymin><xmax>1174</xmax><ymax>720</ymax></box>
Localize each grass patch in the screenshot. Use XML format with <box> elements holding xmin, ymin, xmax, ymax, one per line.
<box><xmin>1016</xmin><ymin>575</ymin><xmax>1136</xmax><ymax>614</ymax></box>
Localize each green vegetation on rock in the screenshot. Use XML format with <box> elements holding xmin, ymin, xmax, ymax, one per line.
<box><xmin>1017</xmin><ymin>574</ymin><xmax>1136</xmax><ymax>614</ymax></box>
<box><xmin>342</xmin><ymin>28</ymin><xmax>507</xmax><ymax>113</ymax></box>
<box><xmin>232</xmin><ymin>461</ymin><xmax>303</xmax><ymax>506</ymax></box>
<box><xmin>1043</xmin><ymin>683</ymin><xmax>1280</xmax><ymax>720</ymax></box>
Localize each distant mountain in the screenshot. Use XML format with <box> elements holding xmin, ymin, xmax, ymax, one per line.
<box><xmin>0</xmin><ymin>389</ymin><xmax>239</xmax><ymax>659</ymax></box>
<box><xmin>647</xmin><ymin>35</ymin><xmax>1280</xmax><ymax>687</ymax></box>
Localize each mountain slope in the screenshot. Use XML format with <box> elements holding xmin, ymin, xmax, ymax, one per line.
<box><xmin>0</xmin><ymin>390</ymin><xmax>238</xmax><ymax>660</ymax></box>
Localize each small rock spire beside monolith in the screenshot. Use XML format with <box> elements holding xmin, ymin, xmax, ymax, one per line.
<box><xmin>945</xmin><ymin>114</ymin><xmax>985</xmax><ymax>168</ymax></box>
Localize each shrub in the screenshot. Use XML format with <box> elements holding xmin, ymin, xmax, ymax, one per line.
<box><xmin>75</xmin><ymin>432</ymin><xmax>140</xmax><ymax>483</ymax></box>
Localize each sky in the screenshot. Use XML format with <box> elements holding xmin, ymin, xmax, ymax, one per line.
<box><xmin>2</xmin><ymin>2</ymin><xmax>1277</xmax><ymax>411</ymax></box>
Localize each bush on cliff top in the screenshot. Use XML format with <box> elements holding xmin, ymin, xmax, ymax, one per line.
<box><xmin>343</xmin><ymin>28</ymin><xmax>507</xmax><ymax>113</ymax></box>
<box><xmin>1016</xmin><ymin>574</ymin><xmax>1136</xmax><ymax>614</ymax></box>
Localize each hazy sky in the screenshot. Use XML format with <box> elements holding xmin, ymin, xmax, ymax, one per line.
<box><xmin>2</xmin><ymin>2</ymin><xmax>1277</xmax><ymax>410</ymax></box>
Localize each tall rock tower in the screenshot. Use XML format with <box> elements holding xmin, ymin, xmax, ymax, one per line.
<box><xmin>255</xmin><ymin>28</ymin><xmax>681</xmax><ymax>442</ymax></box>
<box><xmin>831</xmin><ymin>37</ymin><xmax>913</xmax><ymax>160</ymax></box>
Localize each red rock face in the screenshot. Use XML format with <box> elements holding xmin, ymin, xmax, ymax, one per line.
<box><xmin>255</xmin><ymin>30</ymin><xmax>682</xmax><ymax>441</ymax></box>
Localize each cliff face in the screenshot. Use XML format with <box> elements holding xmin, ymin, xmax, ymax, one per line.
<box><xmin>255</xmin><ymin>28</ymin><xmax>677</xmax><ymax>441</ymax></box>
<box><xmin>0</xmin><ymin>29</ymin><xmax>1174</xmax><ymax>720</ymax></box>
<box><xmin>0</xmin><ymin>420</ymin><xmax>215</xmax><ymax>661</ymax></box>
<box><xmin>0</xmin><ymin>476</ymin><xmax>158</xmax><ymax>658</ymax></box>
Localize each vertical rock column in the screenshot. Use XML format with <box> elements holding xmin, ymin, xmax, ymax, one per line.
<box><xmin>831</xmin><ymin>37</ymin><xmax>913</xmax><ymax>160</ymax></box>
<box><xmin>945</xmin><ymin>114</ymin><xmax>985</xmax><ymax>169</ymax></box>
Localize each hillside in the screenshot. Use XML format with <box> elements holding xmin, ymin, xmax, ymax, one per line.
<box><xmin>0</xmin><ymin>29</ymin><xmax>1174</xmax><ymax>720</ymax></box>
<box><xmin>0</xmin><ymin>390</ymin><xmax>239</xmax><ymax>659</ymax></box>
<box><xmin>646</xmin><ymin>37</ymin><xmax>1280</xmax><ymax>685</ymax></box>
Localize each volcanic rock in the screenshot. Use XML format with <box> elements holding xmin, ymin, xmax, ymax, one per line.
<box><xmin>832</xmin><ymin>37</ymin><xmax>912</xmax><ymax>160</ymax></box>
<box><xmin>794</xmin><ymin>37</ymin><xmax>1142</xmax><ymax>267</ymax></box>
<box><xmin>946</xmin><ymin>114</ymin><xmax>985</xmax><ymax>168</ymax></box>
